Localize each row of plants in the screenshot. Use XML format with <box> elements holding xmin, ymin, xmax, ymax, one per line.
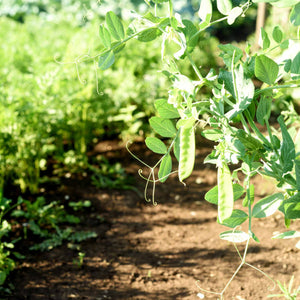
<box><xmin>94</xmin><ymin>0</ymin><xmax>300</xmax><ymax>298</ymax></box>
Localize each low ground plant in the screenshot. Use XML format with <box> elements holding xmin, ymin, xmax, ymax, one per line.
<box><xmin>92</xmin><ymin>0</ymin><xmax>300</xmax><ymax>298</ymax></box>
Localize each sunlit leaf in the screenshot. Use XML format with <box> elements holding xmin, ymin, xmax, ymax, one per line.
<box><xmin>217</xmin><ymin>0</ymin><xmax>232</xmax><ymax>15</ymax></box>
<box><xmin>252</xmin><ymin>193</ymin><xmax>284</xmax><ymax>218</ymax></box>
<box><xmin>149</xmin><ymin>117</ymin><xmax>177</xmax><ymax>138</ymax></box>
<box><xmin>291</xmin><ymin>52</ymin><xmax>300</xmax><ymax>80</ymax></box>
<box><xmin>99</xmin><ymin>25</ymin><xmax>111</xmax><ymax>48</ymax></box>
<box><xmin>219</xmin><ymin>209</ymin><xmax>248</xmax><ymax>228</ymax></box>
<box><xmin>290</xmin><ymin>3</ymin><xmax>300</xmax><ymax>26</ymax></box>
<box><xmin>227</xmin><ymin>7</ymin><xmax>243</xmax><ymax>25</ymax></box>
<box><xmin>145</xmin><ymin>137</ymin><xmax>167</xmax><ymax>154</ymax></box>
<box><xmin>220</xmin><ymin>230</ymin><xmax>249</xmax><ymax>243</ymax></box>
<box><xmin>272</xmin><ymin>26</ymin><xmax>283</xmax><ymax>43</ymax></box>
<box><xmin>273</xmin><ymin>230</ymin><xmax>300</xmax><ymax>239</ymax></box>
<box><xmin>98</xmin><ymin>51</ymin><xmax>115</xmax><ymax>70</ymax></box>
<box><xmin>255</xmin><ymin>55</ymin><xmax>279</xmax><ymax>85</ymax></box>
<box><xmin>198</xmin><ymin>0</ymin><xmax>212</xmax><ymax>23</ymax></box>
<box><xmin>155</xmin><ymin>99</ymin><xmax>180</xmax><ymax>119</ymax></box>
<box><xmin>106</xmin><ymin>11</ymin><xmax>125</xmax><ymax>41</ymax></box>
<box><xmin>158</xmin><ymin>154</ymin><xmax>172</xmax><ymax>182</ymax></box>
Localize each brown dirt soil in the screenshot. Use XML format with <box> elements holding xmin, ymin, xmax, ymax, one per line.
<box><xmin>7</xmin><ymin>140</ymin><xmax>300</xmax><ymax>300</ymax></box>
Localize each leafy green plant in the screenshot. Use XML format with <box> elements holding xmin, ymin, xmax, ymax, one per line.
<box><xmin>268</xmin><ymin>276</ymin><xmax>300</xmax><ymax>300</ymax></box>
<box><xmin>91</xmin><ymin>0</ymin><xmax>300</xmax><ymax>298</ymax></box>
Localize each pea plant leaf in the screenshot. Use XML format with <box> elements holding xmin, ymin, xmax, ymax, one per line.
<box><xmin>260</xmin><ymin>28</ymin><xmax>270</xmax><ymax>50</ymax></box>
<box><xmin>218</xmin><ymin>162</ymin><xmax>234</xmax><ymax>223</ymax></box>
<box><xmin>205</xmin><ymin>183</ymin><xmax>245</xmax><ymax>205</ymax></box>
<box><xmin>137</xmin><ymin>28</ymin><xmax>162</xmax><ymax>42</ymax></box>
<box><xmin>227</xmin><ymin>7</ymin><xmax>243</xmax><ymax>25</ymax></box>
<box><xmin>178</xmin><ymin>125</ymin><xmax>195</xmax><ymax>182</ymax></box>
<box><xmin>154</xmin><ymin>99</ymin><xmax>180</xmax><ymax>119</ymax></box>
<box><xmin>290</xmin><ymin>2</ymin><xmax>300</xmax><ymax>26</ymax></box>
<box><xmin>145</xmin><ymin>137</ymin><xmax>167</xmax><ymax>154</ymax></box>
<box><xmin>255</xmin><ymin>55</ymin><xmax>279</xmax><ymax>85</ymax></box>
<box><xmin>106</xmin><ymin>11</ymin><xmax>125</xmax><ymax>41</ymax></box>
<box><xmin>256</xmin><ymin>96</ymin><xmax>272</xmax><ymax>125</ymax></box>
<box><xmin>291</xmin><ymin>52</ymin><xmax>300</xmax><ymax>80</ymax></box>
<box><xmin>273</xmin><ymin>230</ymin><xmax>300</xmax><ymax>239</ymax></box>
<box><xmin>149</xmin><ymin>117</ymin><xmax>177</xmax><ymax>138</ymax></box>
<box><xmin>158</xmin><ymin>154</ymin><xmax>172</xmax><ymax>182</ymax></box>
<box><xmin>272</xmin><ymin>26</ymin><xmax>283</xmax><ymax>43</ymax></box>
<box><xmin>98</xmin><ymin>51</ymin><xmax>115</xmax><ymax>70</ymax></box>
<box><xmin>278</xmin><ymin>115</ymin><xmax>295</xmax><ymax>173</ymax></box>
<box><xmin>220</xmin><ymin>230</ymin><xmax>249</xmax><ymax>243</ymax></box>
<box><xmin>198</xmin><ymin>0</ymin><xmax>212</xmax><ymax>23</ymax></box>
<box><xmin>252</xmin><ymin>193</ymin><xmax>284</xmax><ymax>218</ymax></box>
<box><xmin>218</xmin><ymin>44</ymin><xmax>243</xmax><ymax>68</ymax></box>
<box><xmin>295</xmin><ymin>159</ymin><xmax>300</xmax><ymax>191</ymax></box>
<box><xmin>279</xmin><ymin>193</ymin><xmax>300</xmax><ymax>219</ymax></box>
<box><xmin>217</xmin><ymin>0</ymin><xmax>232</xmax><ymax>15</ymax></box>
<box><xmin>99</xmin><ymin>25</ymin><xmax>111</xmax><ymax>48</ymax></box>
<box><xmin>218</xmin><ymin>209</ymin><xmax>248</xmax><ymax>228</ymax></box>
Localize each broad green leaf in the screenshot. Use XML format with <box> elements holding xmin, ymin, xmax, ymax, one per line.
<box><xmin>279</xmin><ymin>193</ymin><xmax>300</xmax><ymax>219</ymax></box>
<box><xmin>218</xmin><ymin>44</ymin><xmax>243</xmax><ymax>68</ymax></box>
<box><xmin>0</xmin><ymin>271</ymin><xmax>7</xmax><ymax>285</ymax></box>
<box><xmin>173</xmin><ymin>135</ymin><xmax>180</xmax><ymax>162</ymax></box>
<box><xmin>205</xmin><ymin>183</ymin><xmax>245</xmax><ymax>205</ymax></box>
<box><xmin>149</xmin><ymin>117</ymin><xmax>177</xmax><ymax>138</ymax></box>
<box><xmin>198</xmin><ymin>0</ymin><xmax>212</xmax><ymax>23</ymax></box>
<box><xmin>218</xmin><ymin>162</ymin><xmax>234</xmax><ymax>222</ymax></box>
<box><xmin>106</xmin><ymin>11</ymin><xmax>125</xmax><ymax>41</ymax></box>
<box><xmin>181</xmin><ymin>20</ymin><xmax>199</xmax><ymax>54</ymax></box>
<box><xmin>178</xmin><ymin>126</ymin><xmax>195</xmax><ymax>182</ymax></box>
<box><xmin>99</xmin><ymin>25</ymin><xmax>111</xmax><ymax>48</ymax></box>
<box><xmin>278</xmin><ymin>115</ymin><xmax>295</xmax><ymax>173</ymax></box>
<box><xmin>219</xmin><ymin>209</ymin><xmax>248</xmax><ymax>228</ymax></box>
<box><xmin>256</xmin><ymin>96</ymin><xmax>272</xmax><ymax>125</ymax></box>
<box><xmin>217</xmin><ymin>0</ymin><xmax>232</xmax><ymax>15</ymax></box>
<box><xmin>111</xmin><ymin>42</ymin><xmax>125</xmax><ymax>54</ymax></box>
<box><xmin>255</xmin><ymin>55</ymin><xmax>279</xmax><ymax>85</ymax></box>
<box><xmin>252</xmin><ymin>193</ymin><xmax>284</xmax><ymax>218</ymax></box>
<box><xmin>145</xmin><ymin>137</ymin><xmax>167</xmax><ymax>154</ymax></box>
<box><xmin>290</xmin><ymin>3</ymin><xmax>300</xmax><ymax>26</ymax></box>
<box><xmin>291</xmin><ymin>52</ymin><xmax>300</xmax><ymax>80</ymax></box>
<box><xmin>260</xmin><ymin>28</ymin><xmax>270</xmax><ymax>50</ymax></box>
<box><xmin>98</xmin><ymin>51</ymin><xmax>115</xmax><ymax>70</ymax></box>
<box><xmin>138</xmin><ymin>28</ymin><xmax>161</xmax><ymax>42</ymax></box>
<box><xmin>280</xmin><ymin>39</ymin><xmax>289</xmax><ymax>49</ymax></box>
<box><xmin>273</xmin><ymin>230</ymin><xmax>300</xmax><ymax>239</ymax></box>
<box><xmin>295</xmin><ymin>159</ymin><xmax>300</xmax><ymax>191</ymax></box>
<box><xmin>220</xmin><ymin>230</ymin><xmax>249</xmax><ymax>243</ymax></box>
<box><xmin>272</xmin><ymin>26</ymin><xmax>283</xmax><ymax>43</ymax></box>
<box><xmin>201</xmin><ymin>129</ymin><xmax>223</xmax><ymax>141</ymax></box>
<box><xmin>218</xmin><ymin>70</ymin><xmax>234</xmax><ymax>96</ymax></box>
<box><xmin>250</xmin><ymin>230</ymin><xmax>260</xmax><ymax>243</ymax></box>
<box><xmin>158</xmin><ymin>154</ymin><xmax>172</xmax><ymax>182</ymax></box>
<box><xmin>155</xmin><ymin>99</ymin><xmax>180</xmax><ymax>119</ymax></box>
<box><xmin>227</xmin><ymin>7</ymin><xmax>243</xmax><ymax>25</ymax></box>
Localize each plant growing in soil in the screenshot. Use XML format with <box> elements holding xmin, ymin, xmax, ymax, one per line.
<box><xmin>74</xmin><ymin>0</ymin><xmax>300</xmax><ymax>297</ymax></box>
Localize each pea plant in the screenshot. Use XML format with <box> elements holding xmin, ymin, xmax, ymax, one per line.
<box><xmin>93</xmin><ymin>0</ymin><xmax>300</xmax><ymax>297</ymax></box>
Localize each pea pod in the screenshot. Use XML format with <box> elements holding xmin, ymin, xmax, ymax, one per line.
<box><xmin>178</xmin><ymin>125</ymin><xmax>195</xmax><ymax>182</ymax></box>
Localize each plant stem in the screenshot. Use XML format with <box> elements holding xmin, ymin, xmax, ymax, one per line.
<box><xmin>187</xmin><ymin>53</ymin><xmax>203</xmax><ymax>80</ymax></box>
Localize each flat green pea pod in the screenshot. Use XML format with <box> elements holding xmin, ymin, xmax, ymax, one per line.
<box><xmin>178</xmin><ymin>125</ymin><xmax>195</xmax><ymax>183</ymax></box>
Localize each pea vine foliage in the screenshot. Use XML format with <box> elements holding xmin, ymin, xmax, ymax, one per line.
<box><xmin>96</xmin><ymin>0</ymin><xmax>300</xmax><ymax>296</ymax></box>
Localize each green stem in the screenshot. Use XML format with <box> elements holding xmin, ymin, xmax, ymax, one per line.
<box><xmin>254</xmin><ymin>83</ymin><xmax>300</xmax><ymax>98</ymax></box>
<box><xmin>168</xmin><ymin>0</ymin><xmax>173</xmax><ymax>18</ymax></box>
<box><xmin>187</xmin><ymin>53</ymin><xmax>203</xmax><ymax>80</ymax></box>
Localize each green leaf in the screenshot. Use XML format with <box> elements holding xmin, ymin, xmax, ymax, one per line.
<box><xmin>178</xmin><ymin>125</ymin><xmax>195</xmax><ymax>182</ymax></box>
<box><xmin>219</xmin><ymin>209</ymin><xmax>248</xmax><ymax>228</ymax></box>
<box><xmin>273</xmin><ymin>230</ymin><xmax>300</xmax><ymax>239</ymax></box>
<box><xmin>106</xmin><ymin>11</ymin><xmax>125</xmax><ymax>41</ymax></box>
<box><xmin>201</xmin><ymin>129</ymin><xmax>223</xmax><ymax>141</ymax></box>
<box><xmin>255</xmin><ymin>55</ymin><xmax>279</xmax><ymax>85</ymax></box>
<box><xmin>218</xmin><ymin>162</ymin><xmax>234</xmax><ymax>222</ymax></box>
<box><xmin>198</xmin><ymin>0</ymin><xmax>212</xmax><ymax>23</ymax></box>
<box><xmin>145</xmin><ymin>137</ymin><xmax>167</xmax><ymax>154</ymax></box>
<box><xmin>256</xmin><ymin>96</ymin><xmax>272</xmax><ymax>125</ymax></box>
<box><xmin>98</xmin><ymin>51</ymin><xmax>115</xmax><ymax>70</ymax></box>
<box><xmin>181</xmin><ymin>20</ymin><xmax>199</xmax><ymax>54</ymax></box>
<box><xmin>272</xmin><ymin>0</ymin><xmax>300</xmax><ymax>8</ymax></box>
<box><xmin>149</xmin><ymin>117</ymin><xmax>177</xmax><ymax>138</ymax></box>
<box><xmin>291</xmin><ymin>52</ymin><xmax>300</xmax><ymax>80</ymax></box>
<box><xmin>220</xmin><ymin>230</ymin><xmax>249</xmax><ymax>243</ymax></box>
<box><xmin>205</xmin><ymin>183</ymin><xmax>245</xmax><ymax>205</ymax></box>
<box><xmin>260</xmin><ymin>28</ymin><xmax>270</xmax><ymax>50</ymax></box>
<box><xmin>295</xmin><ymin>159</ymin><xmax>300</xmax><ymax>191</ymax></box>
<box><xmin>272</xmin><ymin>26</ymin><xmax>283</xmax><ymax>43</ymax></box>
<box><xmin>158</xmin><ymin>154</ymin><xmax>172</xmax><ymax>182</ymax></box>
<box><xmin>155</xmin><ymin>99</ymin><xmax>180</xmax><ymax>119</ymax></box>
<box><xmin>252</xmin><ymin>193</ymin><xmax>284</xmax><ymax>218</ymax></box>
<box><xmin>227</xmin><ymin>7</ymin><xmax>243</xmax><ymax>25</ymax></box>
<box><xmin>279</xmin><ymin>193</ymin><xmax>300</xmax><ymax>219</ymax></box>
<box><xmin>218</xmin><ymin>44</ymin><xmax>243</xmax><ymax>68</ymax></box>
<box><xmin>278</xmin><ymin>115</ymin><xmax>295</xmax><ymax>173</ymax></box>
<box><xmin>290</xmin><ymin>3</ymin><xmax>300</xmax><ymax>26</ymax></box>
<box><xmin>99</xmin><ymin>25</ymin><xmax>111</xmax><ymax>48</ymax></box>
<box><xmin>217</xmin><ymin>0</ymin><xmax>232</xmax><ymax>15</ymax></box>
<box><xmin>138</xmin><ymin>28</ymin><xmax>162</xmax><ymax>42</ymax></box>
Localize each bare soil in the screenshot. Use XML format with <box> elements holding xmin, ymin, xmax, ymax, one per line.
<box><xmin>7</xmin><ymin>140</ymin><xmax>300</xmax><ymax>300</ymax></box>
